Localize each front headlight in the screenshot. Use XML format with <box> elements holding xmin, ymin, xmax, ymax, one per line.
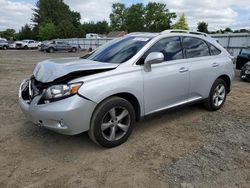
<box><xmin>43</xmin><ymin>82</ymin><xmax>82</xmax><ymax>100</ymax></box>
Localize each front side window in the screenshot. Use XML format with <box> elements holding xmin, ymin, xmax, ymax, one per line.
<box><xmin>183</xmin><ymin>37</ymin><xmax>210</xmax><ymax>58</ymax></box>
<box><xmin>87</xmin><ymin>36</ymin><xmax>151</xmax><ymax>64</ymax></box>
<box><xmin>138</xmin><ymin>37</ymin><xmax>183</xmax><ymax>64</ymax></box>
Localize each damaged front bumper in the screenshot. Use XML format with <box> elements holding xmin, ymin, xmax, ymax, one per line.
<box><xmin>18</xmin><ymin>79</ymin><xmax>97</xmax><ymax>135</ymax></box>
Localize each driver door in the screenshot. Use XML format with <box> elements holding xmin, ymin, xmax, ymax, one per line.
<box><xmin>142</xmin><ymin>37</ymin><xmax>189</xmax><ymax>115</ymax></box>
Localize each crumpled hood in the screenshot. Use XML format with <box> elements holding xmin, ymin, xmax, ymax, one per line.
<box><xmin>33</xmin><ymin>57</ymin><xmax>119</xmax><ymax>83</ymax></box>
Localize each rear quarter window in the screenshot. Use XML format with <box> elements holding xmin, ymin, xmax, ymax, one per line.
<box><xmin>182</xmin><ymin>37</ymin><xmax>210</xmax><ymax>58</ymax></box>
<box><xmin>208</xmin><ymin>43</ymin><xmax>221</xmax><ymax>56</ymax></box>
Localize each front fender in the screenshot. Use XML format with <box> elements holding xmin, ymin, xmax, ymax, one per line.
<box><xmin>77</xmin><ymin>69</ymin><xmax>145</xmax><ymax>116</ymax></box>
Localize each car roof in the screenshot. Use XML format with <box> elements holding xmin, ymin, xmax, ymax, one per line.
<box><xmin>128</xmin><ymin>30</ymin><xmax>217</xmax><ymax>44</ymax></box>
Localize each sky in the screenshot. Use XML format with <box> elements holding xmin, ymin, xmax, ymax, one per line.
<box><xmin>0</xmin><ymin>0</ymin><xmax>249</xmax><ymax>32</ymax></box>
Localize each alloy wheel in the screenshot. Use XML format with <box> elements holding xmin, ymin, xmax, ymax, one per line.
<box><xmin>213</xmin><ymin>84</ymin><xmax>226</xmax><ymax>107</ymax></box>
<box><xmin>101</xmin><ymin>107</ymin><xmax>131</xmax><ymax>141</ymax></box>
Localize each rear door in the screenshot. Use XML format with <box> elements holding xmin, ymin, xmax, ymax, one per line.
<box><xmin>56</xmin><ymin>41</ymin><xmax>66</xmax><ymax>50</ymax></box>
<box><xmin>182</xmin><ymin>37</ymin><xmax>222</xmax><ymax>99</ymax></box>
<box><xmin>142</xmin><ymin>37</ymin><xmax>189</xmax><ymax>114</ymax></box>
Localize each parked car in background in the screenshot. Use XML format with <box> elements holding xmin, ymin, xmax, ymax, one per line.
<box><xmin>15</xmin><ymin>40</ymin><xmax>40</xmax><ymax>49</ymax></box>
<box><xmin>86</xmin><ymin>33</ymin><xmax>100</xmax><ymax>39</ymax></box>
<box><xmin>240</xmin><ymin>62</ymin><xmax>250</xmax><ymax>81</ymax></box>
<box><xmin>236</xmin><ymin>47</ymin><xmax>250</xmax><ymax>70</ymax></box>
<box><xmin>19</xmin><ymin>30</ymin><xmax>234</xmax><ymax>148</ymax></box>
<box><xmin>0</xmin><ymin>39</ymin><xmax>9</xmax><ymax>50</ymax></box>
<box><xmin>236</xmin><ymin>47</ymin><xmax>250</xmax><ymax>81</ymax></box>
<box><xmin>44</xmin><ymin>40</ymin><xmax>78</xmax><ymax>53</ymax></box>
<box><xmin>38</xmin><ymin>40</ymin><xmax>51</xmax><ymax>51</ymax></box>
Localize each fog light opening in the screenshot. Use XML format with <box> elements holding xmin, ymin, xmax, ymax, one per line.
<box><xmin>58</xmin><ymin>121</ymin><xmax>65</xmax><ymax>128</ymax></box>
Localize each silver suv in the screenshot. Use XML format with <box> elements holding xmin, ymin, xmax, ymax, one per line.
<box><xmin>19</xmin><ymin>30</ymin><xmax>234</xmax><ymax>147</ymax></box>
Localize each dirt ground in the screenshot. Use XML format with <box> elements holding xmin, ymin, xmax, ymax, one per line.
<box><xmin>0</xmin><ymin>50</ymin><xmax>249</xmax><ymax>188</ymax></box>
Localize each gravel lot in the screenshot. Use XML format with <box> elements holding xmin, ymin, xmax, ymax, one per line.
<box><xmin>0</xmin><ymin>50</ymin><xmax>249</xmax><ymax>188</ymax></box>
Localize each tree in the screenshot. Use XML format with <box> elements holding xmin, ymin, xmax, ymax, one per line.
<box><xmin>126</xmin><ymin>3</ymin><xmax>145</xmax><ymax>32</ymax></box>
<box><xmin>81</xmin><ymin>21</ymin><xmax>109</xmax><ymax>35</ymax></box>
<box><xmin>32</xmin><ymin>0</ymin><xmax>82</xmax><ymax>39</ymax></box>
<box><xmin>173</xmin><ymin>14</ymin><xmax>189</xmax><ymax>30</ymax></box>
<box><xmin>18</xmin><ymin>24</ymin><xmax>35</xmax><ymax>40</ymax></box>
<box><xmin>38</xmin><ymin>22</ymin><xmax>56</xmax><ymax>40</ymax></box>
<box><xmin>109</xmin><ymin>2</ymin><xmax>176</xmax><ymax>32</ymax></box>
<box><xmin>224</xmin><ymin>27</ymin><xmax>232</xmax><ymax>33</ymax></box>
<box><xmin>197</xmin><ymin>21</ymin><xmax>209</xmax><ymax>33</ymax></box>
<box><xmin>110</xmin><ymin>3</ymin><xmax>127</xmax><ymax>31</ymax></box>
<box><xmin>144</xmin><ymin>2</ymin><xmax>176</xmax><ymax>32</ymax></box>
<box><xmin>0</xmin><ymin>29</ymin><xmax>16</xmax><ymax>40</ymax></box>
<box><xmin>95</xmin><ymin>21</ymin><xmax>110</xmax><ymax>34</ymax></box>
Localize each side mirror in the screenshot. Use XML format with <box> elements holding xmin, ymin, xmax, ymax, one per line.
<box><xmin>144</xmin><ymin>52</ymin><xmax>164</xmax><ymax>72</ymax></box>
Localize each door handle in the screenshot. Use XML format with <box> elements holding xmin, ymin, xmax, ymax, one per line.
<box><xmin>179</xmin><ymin>67</ymin><xmax>189</xmax><ymax>73</ymax></box>
<box><xmin>212</xmin><ymin>62</ymin><xmax>219</xmax><ymax>67</ymax></box>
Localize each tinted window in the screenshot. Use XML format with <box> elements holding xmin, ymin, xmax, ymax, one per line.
<box><xmin>87</xmin><ymin>36</ymin><xmax>151</xmax><ymax>64</ymax></box>
<box><xmin>183</xmin><ymin>37</ymin><xmax>210</xmax><ymax>58</ymax></box>
<box><xmin>240</xmin><ymin>48</ymin><xmax>250</xmax><ymax>55</ymax></box>
<box><xmin>208</xmin><ymin>43</ymin><xmax>221</xmax><ymax>55</ymax></box>
<box><xmin>139</xmin><ymin>37</ymin><xmax>183</xmax><ymax>64</ymax></box>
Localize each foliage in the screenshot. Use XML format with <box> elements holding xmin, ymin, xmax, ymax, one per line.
<box><xmin>173</xmin><ymin>14</ymin><xmax>189</xmax><ymax>30</ymax></box>
<box><xmin>38</xmin><ymin>22</ymin><xmax>56</xmax><ymax>40</ymax></box>
<box><xmin>81</xmin><ymin>21</ymin><xmax>110</xmax><ymax>35</ymax></box>
<box><xmin>144</xmin><ymin>2</ymin><xmax>176</xmax><ymax>32</ymax></box>
<box><xmin>110</xmin><ymin>2</ymin><xmax>176</xmax><ymax>32</ymax></box>
<box><xmin>18</xmin><ymin>24</ymin><xmax>35</xmax><ymax>40</ymax></box>
<box><xmin>224</xmin><ymin>27</ymin><xmax>233</xmax><ymax>33</ymax></box>
<box><xmin>0</xmin><ymin>29</ymin><xmax>16</xmax><ymax>40</ymax></box>
<box><xmin>125</xmin><ymin>3</ymin><xmax>145</xmax><ymax>32</ymax></box>
<box><xmin>197</xmin><ymin>21</ymin><xmax>209</xmax><ymax>33</ymax></box>
<box><xmin>110</xmin><ymin>3</ymin><xmax>127</xmax><ymax>31</ymax></box>
<box><xmin>32</xmin><ymin>0</ymin><xmax>81</xmax><ymax>40</ymax></box>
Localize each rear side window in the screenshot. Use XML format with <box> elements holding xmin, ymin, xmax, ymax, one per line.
<box><xmin>208</xmin><ymin>43</ymin><xmax>221</xmax><ymax>55</ymax></box>
<box><xmin>183</xmin><ymin>37</ymin><xmax>210</xmax><ymax>58</ymax></box>
<box><xmin>139</xmin><ymin>37</ymin><xmax>183</xmax><ymax>64</ymax></box>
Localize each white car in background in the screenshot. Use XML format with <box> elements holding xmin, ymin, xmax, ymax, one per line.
<box><xmin>15</xmin><ymin>40</ymin><xmax>40</xmax><ymax>49</ymax></box>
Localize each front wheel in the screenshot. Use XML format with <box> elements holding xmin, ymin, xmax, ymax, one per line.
<box><xmin>3</xmin><ymin>45</ymin><xmax>7</xmax><ymax>50</ymax></box>
<box><xmin>89</xmin><ymin>97</ymin><xmax>136</xmax><ymax>148</ymax></box>
<box><xmin>204</xmin><ymin>78</ymin><xmax>227</xmax><ymax>111</ymax></box>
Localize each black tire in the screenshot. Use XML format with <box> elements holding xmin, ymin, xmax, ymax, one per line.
<box><xmin>24</xmin><ymin>45</ymin><xmax>28</xmax><ymax>50</ymax></box>
<box><xmin>89</xmin><ymin>97</ymin><xmax>136</xmax><ymax>148</ymax></box>
<box><xmin>3</xmin><ymin>45</ymin><xmax>7</xmax><ymax>50</ymax></box>
<box><xmin>204</xmin><ymin>78</ymin><xmax>227</xmax><ymax>111</ymax></box>
<box><xmin>71</xmin><ymin>47</ymin><xmax>77</xmax><ymax>53</ymax></box>
<box><xmin>48</xmin><ymin>47</ymin><xmax>54</xmax><ymax>53</ymax></box>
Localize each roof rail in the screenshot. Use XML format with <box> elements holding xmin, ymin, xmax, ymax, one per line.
<box><xmin>161</xmin><ymin>29</ymin><xmax>210</xmax><ymax>37</ymax></box>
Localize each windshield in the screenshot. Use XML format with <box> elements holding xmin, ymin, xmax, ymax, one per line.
<box><xmin>87</xmin><ymin>36</ymin><xmax>151</xmax><ymax>64</ymax></box>
<box><xmin>240</xmin><ymin>48</ymin><xmax>250</xmax><ymax>55</ymax></box>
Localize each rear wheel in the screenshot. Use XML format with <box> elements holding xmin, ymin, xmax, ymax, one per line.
<box><xmin>89</xmin><ymin>97</ymin><xmax>136</xmax><ymax>148</ymax></box>
<box><xmin>24</xmin><ymin>45</ymin><xmax>28</xmax><ymax>50</ymax></box>
<box><xmin>71</xmin><ymin>47</ymin><xmax>77</xmax><ymax>53</ymax></box>
<box><xmin>3</xmin><ymin>45</ymin><xmax>7</xmax><ymax>50</ymax></box>
<box><xmin>48</xmin><ymin>47</ymin><xmax>54</xmax><ymax>53</ymax></box>
<box><xmin>204</xmin><ymin>78</ymin><xmax>227</xmax><ymax>111</ymax></box>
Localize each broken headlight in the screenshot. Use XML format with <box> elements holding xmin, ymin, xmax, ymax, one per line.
<box><xmin>43</xmin><ymin>82</ymin><xmax>82</xmax><ymax>100</ymax></box>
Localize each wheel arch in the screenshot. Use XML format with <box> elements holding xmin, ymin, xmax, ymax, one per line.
<box><xmin>93</xmin><ymin>92</ymin><xmax>141</xmax><ymax>122</ymax></box>
<box><xmin>217</xmin><ymin>74</ymin><xmax>231</xmax><ymax>93</ymax></box>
